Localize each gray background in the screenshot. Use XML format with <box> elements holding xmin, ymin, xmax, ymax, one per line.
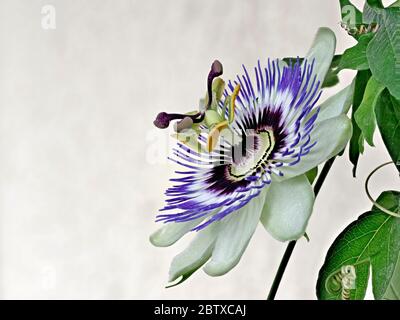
<box><xmin>0</xmin><ymin>0</ymin><xmax>397</xmax><ymax>299</ymax></box>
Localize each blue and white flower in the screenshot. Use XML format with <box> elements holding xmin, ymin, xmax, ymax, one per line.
<box><xmin>151</xmin><ymin>28</ymin><xmax>354</xmax><ymax>282</ymax></box>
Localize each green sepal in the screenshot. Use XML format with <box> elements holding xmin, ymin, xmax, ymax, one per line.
<box><xmin>305</xmin><ymin>166</ymin><xmax>318</xmax><ymax>185</ymax></box>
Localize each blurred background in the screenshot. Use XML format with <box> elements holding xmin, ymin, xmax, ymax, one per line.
<box><xmin>0</xmin><ymin>0</ymin><xmax>397</xmax><ymax>299</ymax></box>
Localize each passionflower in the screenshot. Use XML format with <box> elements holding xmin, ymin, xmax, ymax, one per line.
<box><xmin>150</xmin><ymin>28</ymin><xmax>354</xmax><ymax>282</ymax></box>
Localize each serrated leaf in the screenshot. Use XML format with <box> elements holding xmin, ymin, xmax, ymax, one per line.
<box><xmin>366</xmin><ymin>7</ymin><xmax>400</xmax><ymax>100</ymax></box>
<box><xmin>363</xmin><ymin>3</ymin><xmax>380</xmax><ymax>23</ymax></box>
<box><xmin>317</xmin><ymin>191</ymin><xmax>400</xmax><ymax>300</ymax></box>
<box><xmin>338</xmin><ymin>33</ymin><xmax>374</xmax><ymax>70</ymax></box>
<box><xmin>375</xmin><ymin>90</ymin><xmax>400</xmax><ymax>172</ymax></box>
<box><xmin>349</xmin><ymin>70</ymin><xmax>371</xmax><ymax>177</ymax></box>
<box><xmin>354</xmin><ymin>76</ymin><xmax>385</xmax><ymax>147</ymax></box>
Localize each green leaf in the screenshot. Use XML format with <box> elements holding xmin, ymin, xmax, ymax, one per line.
<box><xmin>382</xmin><ymin>251</ymin><xmax>400</xmax><ymax>299</ymax></box>
<box><xmin>317</xmin><ymin>191</ymin><xmax>400</xmax><ymax>300</ymax></box>
<box><xmin>390</xmin><ymin>0</ymin><xmax>400</xmax><ymax>7</ymax></box>
<box><xmin>354</xmin><ymin>77</ymin><xmax>385</xmax><ymax>148</ymax></box>
<box><xmin>363</xmin><ymin>3</ymin><xmax>380</xmax><ymax>23</ymax></box>
<box><xmin>358</xmin><ymin>133</ymin><xmax>365</xmax><ymax>154</ymax></box>
<box><xmin>338</xmin><ymin>34</ymin><xmax>374</xmax><ymax>70</ymax></box>
<box><xmin>375</xmin><ymin>90</ymin><xmax>400</xmax><ymax>172</ymax></box>
<box><xmin>366</xmin><ymin>0</ymin><xmax>384</xmax><ymax>8</ymax></box>
<box><xmin>349</xmin><ymin>70</ymin><xmax>371</xmax><ymax>177</ymax></box>
<box><xmin>366</xmin><ymin>7</ymin><xmax>400</xmax><ymax>100</ymax></box>
<box><xmin>305</xmin><ymin>166</ymin><xmax>318</xmax><ymax>185</ymax></box>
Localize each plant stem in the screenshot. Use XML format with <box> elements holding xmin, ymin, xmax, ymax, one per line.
<box><xmin>313</xmin><ymin>157</ymin><xmax>336</xmax><ymax>198</ymax></box>
<box><xmin>266</xmin><ymin>240</ymin><xmax>297</xmax><ymax>300</ymax></box>
<box><xmin>267</xmin><ymin>156</ymin><xmax>337</xmax><ymax>300</ymax></box>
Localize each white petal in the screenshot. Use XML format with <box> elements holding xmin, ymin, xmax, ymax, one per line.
<box><xmin>279</xmin><ymin>114</ymin><xmax>352</xmax><ymax>179</ymax></box>
<box><xmin>203</xmin><ymin>189</ymin><xmax>268</xmax><ymax>276</ymax></box>
<box><xmin>168</xmin><ymin>222</ymin><xmax>218</xmax><ymax>282</ymax></box>
<box><xmin>260</xmin><ymin>175</ymin><xmax>314</xmax><ymax>241</ymax></box>
<box><xmin>316</xmin><ymin>80</ymin><xmax>355</xmax><ymax>123</ymax></box>
<box><xmin>150</xmin><ymin>219</ymin><xmax>202</xmax><ymax>247</ymax></box>
<box><xmin>303</xmin><ymin>27</ymin><xmax>336</xmax><ymax>85</ymax></box>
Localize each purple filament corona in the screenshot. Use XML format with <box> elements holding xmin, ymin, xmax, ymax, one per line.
<box><xmin>156</xmin><ymin>59</ymin><xmax>321</xmax><ymax>231</ymax></box>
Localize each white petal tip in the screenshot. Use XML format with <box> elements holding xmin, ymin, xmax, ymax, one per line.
<box><xmin>305</xmin><ymin>27</ymin><xmax>336</xmax><ymax>84</ymax></box>
<box><xmin>268</xmin><ymin>230</ymin><xmax>305</xmax><ymax>242</ymax></box>
<box><xmin>264</xmin><ymin>216</ymin><xmax>310</xmax><ymax>242</ymax></box>
<box><xmin>315</xmin><ymin>27</ymin><xmax>336</xmax><ymax>48</ymax></box>
<box><xmin>149</xmin><ymin>230</ymin><xmax>174</xmax><ymax>247</ymax></box>
<box><xmin>203</xmin><ymin>259</ymin><xmax>238</xmax><ymax>277</ymax></box>
<box><xmin>261</xmin><ymin>175</ymin><xmax>314</xmax><ymax>242</ymax></box>
<box><xmin>167</xmin><ymin>272</ymin><xmax>180</xmax><ymax>283</ymax></box>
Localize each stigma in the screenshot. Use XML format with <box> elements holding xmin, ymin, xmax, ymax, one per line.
<box><xmin>153</xmin><ymin>60</ymin><xmax>224</xmax><ymax>131</ymax></box>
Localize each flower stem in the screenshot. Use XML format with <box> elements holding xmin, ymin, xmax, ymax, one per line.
<box><xmin>266</xmin><ymin>240</ymin><xmax>297</xmax><ymax>300</ymax></box>
<box><xmin>313</xmin><ymin>157</ymin><xmax>336</xmax><ymax>198</ymax></box>
<box><xmin>267</xmin><ymin>156</ymin><xmax>337</xmax><ymax>300</ymax></box>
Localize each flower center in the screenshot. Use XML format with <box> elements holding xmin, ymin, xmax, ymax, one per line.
<box><xmin>229</xmin><ymin>129</ymin><xmax>275</xmax><ymax>179</ymax></box>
